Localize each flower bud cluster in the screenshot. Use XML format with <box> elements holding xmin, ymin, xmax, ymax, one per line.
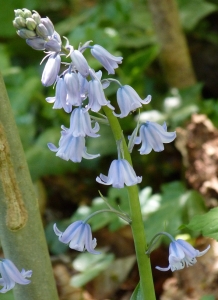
<box><xmin>13</xmin><ymin>9</ymin><xmax>61</xmax><ymax>52</ymax></box>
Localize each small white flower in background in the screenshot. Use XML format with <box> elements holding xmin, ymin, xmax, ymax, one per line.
<box><xmin>156</xmin><ymin>239</ymin><xmax>210</xmax><ymax>272</ymax></box>
<box><xmin>48</xmin><ymin>129</ymin><xmax>100</xmax><ymax>162</ymax></box>
<box><xmin>96</xmin><ymin>159</ymin><xmax>142</xmax><ymax>188</ymax></box>
<box><xmin>130</xmin><ymin>121</ymin><xmax>176</xmax><ymax>154</ymax></box>
<box><xmin>53</xmin><ymin>221</ymin><xmax>100</xmax><ymax>254</ymax></box>
<box><xmin>41</xmin><ymin>52</ymin><xmax>61</xmax><ymax>87</ymax></box>
<box><xmin>69</xmin><ymin>107</ymin><xmax>100</xmax><ymax>137</ymax></box>
<box><xmin>90</xmin><ymin>44</ymin><xmax>123</xmax><ymax>74</ymax></box>
<box><xmin>113</xmin><ymin>85</ymin><xmax>151</xmax><ymax>118</ymax></box>
<box><xmin>0</xmin><ymin>259</ymin><xmax>32</xmax><ymax>293</ymax></box>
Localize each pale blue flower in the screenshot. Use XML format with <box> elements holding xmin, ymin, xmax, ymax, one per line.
<box><xmin>41</xmin><ymin>52</ymin><xmax>61</xmax><ymax>87</ymax></box>
<box><xmin>113</xmin><ymin>85</ymin><xmax>151</xmax><ymax>118</ymax></box>
<box><xmin>64</xmin><ymin>72</ymin><xmax>82</xmax><ymax>106</ymax></box>
<box><xmin>87</xmin><ymin>70</ymin><xmax>114</xmax><ymax>112</ymax></box>
<box><xmin>156</xmin><ymin>239</ymin><xmax>210</xmax><ymax>272</ymax></box>
<box><xmin>69</xmin><ymin>107</ymin><xmax>100</xmax><ymax>137</ymax></box>
<box><xmin>0</xmin><ymin>259</ymin><xmax>32</xmax><ymax>293</ymax></box>
<box><xmin>70</xmin><ymin>49</ymin><xmax>89</xmax><ymax>77</ymax></box>
<box><xmin>90</xmin><ymin>44</ymin><xmax>123</xmax><ymax>74</ymax></box>
<box><xmin>53</xmin><ymin>221</ymin><xmax>100</xmax><ymax>254</ymax></box>
<box><xmin>132</xmin><ymin>121</ymin><xmax>176</xmax><ymax>154</ymax></box>
<box><xmin>48</xmin><ymin>129</ymin><xmax>100</xmax><ymax>162</ymax></box>
<box><xmin>46</xmin><ymin>77</ymin><xmax>72</xmax><ymax>113</ymax></box>
<box><xmin>96</xmin><ymin>159</ymin><xmax>142</xmax><ymax>188</ymax></box>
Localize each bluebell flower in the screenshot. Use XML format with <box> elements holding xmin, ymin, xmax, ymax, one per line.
<box><xmin>96</xmin><ymin>159</ymin><xmax>142</xmax><ymax>188</ymax></box>
<box><xmin>0</xmin><ymin>259</ymin><xmax>32</xmax><ymax>293</ymax></box>
<box><xmin>48</xmin><ymin>129</ymin><xmax>100</xmax><ymax>162</ymax></box>
<box><xmin>156</xmin><ymin>239</ymin><xmax>210</xmax><ymax>272</ymax></box>
<box><xmin>113</xmin><ymin>85</ymin><xmax>151</xmax><ymax>118</ymax></box>
<box><xmin>53</xmin><ymin>221</ymin><xmax>100</xmax><ymax>254</ymax></box>
<box><xmin>69</xmin><ymin>107</ymin><xmax>100</xmax><ymax>137</ymax></box>
<box><xmin>87</xmin><ymin>70</ymin><xmax>114</xmax><ymax>112</ymax></box>
<box><xmin>64</xmin><ymin>72</ymin><xmax>82</xmax><ymax>106</ymax></box>
<box><xmin>46</xmin><ymin>77</ymin><xmax>72</xmax><ymax>113</ymax></box>
<box><xmin>131</xmin><ymin>121</ymin><xmax>176</xmax><ymax>154</ymax></box>
<box><xmin>70</xmin><ymin>49</ymin><xmax>89</xmax><ymax>77</ymax></box>
<box><xmin>90</xmin><ymin>44</ymin><xmax>123</xmax><ymax>74</ymax></box>
<box><xmin>41</xmin><ymin>52</ymin><xmax>61</xmax><ymax>87</ymax></box>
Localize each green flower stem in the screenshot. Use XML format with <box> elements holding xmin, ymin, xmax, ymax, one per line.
<box><xmin>103</xmin><ymin>106</ymin><xmax>156</xmax><ymax>299</ymax></box>
<box><xmin>0</xmin><ymin>73</ymin><xmax>59</xmax><ymax>300</ymax></box>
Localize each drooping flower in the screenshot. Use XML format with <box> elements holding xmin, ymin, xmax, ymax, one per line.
<box><xmin>113</xmin><ymin>85</ymin><xmax>151</xmax><ymax>118</ymax></box>
<box><xmin>70</xmin><ymin>49</ymin><xmax>89</xmax><ymax>77</ymax></box>
<box><xmin>156</xmin><ymin>239</ymin><xmax>210</xmax><ymax>272</ymax></box>
<box><xmin>131</xmin><ymin>121</ymin><xmax>176</xmax><ymax>154</ymax></box>
<box><xmin>69</xmin><ymin>107</ymin><xmax>100</xmax><ymax>137</ymax></box>
<box><xmin>48</xmin><ymin>128</ymin><xmax>100</xmax><ymax>162</ymax></box>
<box><xmin>0</xmin><ymin>259</ymin><xmax>32</xmax><ymax>293</ymax></box>
<box><xmin>87</xmin><ymin>69</ymin><xmax>114</xmax><ymax>112</ymax></box>
<box><xmin>46</xmin><ymin>77</ymin><xmax>72</xmax><ymax>113</ymax></box>
<box><xmin>41</xmin><ymin>52</ymin><xmax>61</xmax><ymax>87</ymax></box>
<box><xmin>90</xmin><ymin>44</ymin><xmax>123</xmax><ymax>74</ymax></box>
<box><xmin>53</xmin><ymin>221</ymin><xmax>100</xmax><ymax>254</ymax></box>
<box><xmin>96</xmin><ymin>159</ymin><xmax>142</xmax><ymax>188</ymax></box>
<box><xmin>64</xmin><ymin>71</ymin><xmax>82</xmax><ymax>106</ymax></box>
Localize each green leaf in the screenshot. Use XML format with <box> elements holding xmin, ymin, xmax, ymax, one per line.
<box><xmin>177</xmin><ymin>0</ymin><xmax>217</xmax><ymax>31</ymax></box>
<box><xmin>142</xmin><ymin>182</ymin><xmax>207</xmax><ymax>242</ymax></box>
<box><xmin>200</xmin><ymin>296</ymin><xmax>215</xmax><ymax>300</ymax></box>
<box><xmin>187</xmin><ymin>207</ymin><xmax>218</xmax><ymax>240</ymax></box>
<box><xmin>71</xmin><ymin>252</ymin><xmax>114</xmax><ymax>287</ymax></box>
<box><xmin>0</xmin><ymin>289</ymin><xmax>14</xmax><ymax>300</ymax></box>
<box><xmin>130</xmin><ymin>282</ymin><xmax>143</xmax><ymax>300</ymax></box>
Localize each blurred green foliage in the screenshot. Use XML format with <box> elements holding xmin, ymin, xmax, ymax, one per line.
<box><xmin>1</xmin><ymin>0</ymin><xmax>218</xmax><ymax>296</ymax></box>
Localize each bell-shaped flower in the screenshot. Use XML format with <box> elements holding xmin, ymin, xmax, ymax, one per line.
<box><xmin>156</xmin><ymin>239</ymin><xmax>210</xmax><ymax>272</ymax></box>
<box><xmin>87</xmin><ymin>70</ymin><xmax>114</xmax><ymax>112</ymax></box>
<box><xmin>113</xmin><ymin>85</ymin><xmax>151</xmax><ymax>118</ymax></box>
<box><xmin>41</xmin><ymin>52</ymin><xmax>61</xmax><ymax>87</ymax></box>
<box><xmin>0</xmin><ymin>259</ymin><xmax>32</xmax><ymax>293</ymax></box>
<box><xmin>78</xmin><ymin>72</ymin><xmax>89</xmax><ymax>100</ymax></box>
<box><xmin>53</xmin><ymin>221</ymin><xmax>100</xmax><ymax>254</ymax></box>
<box><xmin>90</xmin><ymin>44</ymin><xmax>123</xmax><ymax>74</ymax></box>
<box><xmin>70</xmin><ymin>49</ymin><xmax>89</xmax><ymax>77</ymax></box>
<box><xmin>96</xmin><ymin>159</ymin><xmax>142</xmax><ymax>188</ymax></box>
<box><xmin>69</xmin><ymin>107</ymin><xmax>100</xmax><ymax>137</ymax></box>
<box><xmin>46</xmin><ymin>77</ymin><xmax>72</xmax><ymax>113</ymax></box>
<box><xmin>48</xmin><ymin>128</ymin><xmax>100</xmax><ymax>162</ymax></box>
<box><xmin>132</xmin><ymin>121</ymin><xmax>176</xmax><ymax>155</ymax></box>
<box><xmin>64</xmin><ymin>72</ymin><xmax>82</xmax><ymax>106</ymax></box>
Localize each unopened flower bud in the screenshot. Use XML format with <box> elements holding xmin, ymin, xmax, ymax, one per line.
<box><xmin>14</xmin><ymin>9</ymin><xmax>24</xmax><ymax>18</ymax></box>
<box><xmin>26</xmin><ymin>37</ymin><xmax>45</xmax><ymax>50</ymax></box>
<box><xmin>25</xmin><ymin>18</ymin><xmax>37</xmax><ymax>30</ymax></box>
<box><xmin>32</xmin><ymin>11</ymin><xmax>41</xmax><ymax>25</ymax></box>
<box><xmin>17</xmin><ymin>29</ymin><xmax>37</xmax><ymax>39</ymax></box>
<box><xmin>45</xmin><ymin>39</ymin><xmax>61</xmax><ymax>52</ymax></box>
<box><xmin>14</xmin><ymin>16</ymin><xmax>26</xmax><ymax>28</ymax></box>
<box><xmin>13</xmin><ymin>20</ymin><xmax>21</xmax><ymax>30</ymax></box>
<box><xmin>36</xmin><ymin>24</ymin><xmax>49</xmax><ymax>38</ymax></box>
<box><xmin>22</xmin><ymin>8</ymin><xmax>32</xmax><ymax>19</ymax></box>
<box><xmin>40</xmin><ymin>17</ymin><xmax>54</xmax><ymax>36</ymax></box>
